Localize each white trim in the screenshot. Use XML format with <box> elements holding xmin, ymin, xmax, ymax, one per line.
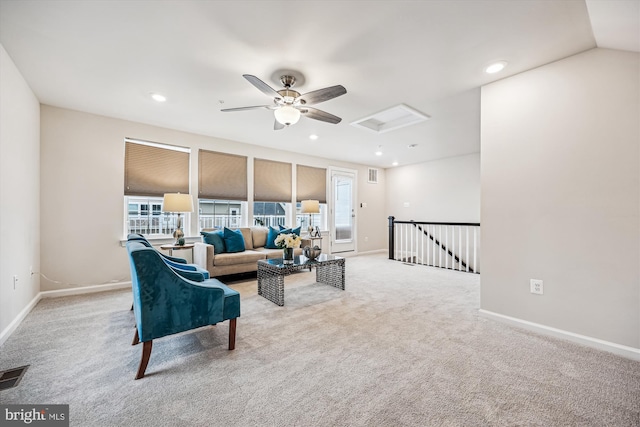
<box><xmin>479</xmin><ymin>309</ymin><xmax>640</xmax><ymax>361</ymax></box>
<box><xmin>40</xmin><ymin>281</ymin><xmax>131</xmax><ymax>299</ymax></box>
<box><xmin>355</xmin><ymin>249</ymin><xmax>386</xmax><ymax>256</ymax></box>
<box><xmin>125</xmin><ymin>137</ymin><xmax>190</xmax><ymax>153</ymax></box>
<box><xmin>0</xmin><ymin>281</ymin><xmax>132</xmax><ymax>347</ymax></box>
<box><xmin>0</xmin><ymin>293</ymin><xmax>42</xmax><ymax>347</ymax></box>
<box><xmin>119</xmin><ymin>236</ymin><xmax>200</xmax><ymax>247</ymax></box>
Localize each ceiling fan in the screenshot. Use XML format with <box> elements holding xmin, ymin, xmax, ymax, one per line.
<box><xmin>221</xmin><ymin>73</ymin><xmax>347</xmax><ymax>130</ymax></box>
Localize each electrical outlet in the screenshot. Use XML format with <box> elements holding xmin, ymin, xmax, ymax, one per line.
<box><xmin>530</xmin><ymin>279</ymin><xmax>543</xmax><ymax>295</ymax></box>
<box><xmin>13</xmin><ymin>275</ymin><xmax>18</xmax><ymax>290</ymax></box>
<box><xmin>364</xmin><ymin>236</ymin><xmax>369</xmax><ymax>242</ymax></box>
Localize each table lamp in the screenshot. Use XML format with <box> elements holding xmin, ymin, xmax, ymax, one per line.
<box><xmin>162</xmin><ymin>193</ymin><xmax>194</xmax><ymax>245</ymax></box>
<box><xmin>301</xmin><ymin>199</ymin><xmax>320</xmax><ymax>236</ymax></box>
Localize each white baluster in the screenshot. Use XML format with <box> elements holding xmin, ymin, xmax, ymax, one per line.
<box><xmin>458</xmin><ymin>226</ymin><xmax>462</xmax><ymax>271</ymax></box>
<box><xmin>420</xmin><ymin>224</ymin><xmax>424</xmax><ymax>265</ymax></box>
<box><xmin>466</xmin><ymin>227</ymin><xmax>469</xmax><ymax>272</ymax></box>
<box><xmin>473</xmin><ymin>227</ymin><xmax>477</xmax><ymax>274</ymax></box>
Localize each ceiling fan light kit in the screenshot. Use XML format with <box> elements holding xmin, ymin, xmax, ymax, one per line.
<box><xmin>274</xmin><ymin>105</ymin><xmax>301</xmax><ymax>126</ymax></box>
<box><xmin>222</xmin><ymin>72</ymin><xmax>346</xmax><ymax>130</ymax></box>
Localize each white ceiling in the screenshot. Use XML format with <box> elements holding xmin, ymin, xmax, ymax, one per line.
<box><xmin>0</xmin><ymin>1</ymin><xmax>637</xmax><ymax>168</ymax></box>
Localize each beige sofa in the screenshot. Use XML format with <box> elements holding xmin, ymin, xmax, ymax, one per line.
<box><xmin>194</xmin><ymin>227</ymin><xmax>307</xmax><ymax>277</ymax></box>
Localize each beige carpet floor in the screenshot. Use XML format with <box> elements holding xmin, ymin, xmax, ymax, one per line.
<box><xmin>0</xmin><ymin>253</ymin><xmax>638</xmax><ymax>426</ymax></box>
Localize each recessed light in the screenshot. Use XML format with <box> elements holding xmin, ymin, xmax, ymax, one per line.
<box><xmin>375</xmin><ymin>151</ymin><xmax>383</xmax><ymax>156</ymax></box>
<box><xmin>151</xmin><ymin>93</ymin><xmax>166</xmax><ymax>102</ymax></box>
<box><xmin>392</xmin><ymin>162</ymin><xmax>399</xmax><ymax>166</ymax></box>
<box><xmin>485</xmin><ymin>61</ymin><xmax>507</xmax><ymax>74</ymax></box>
<box><xmin>309</xmin><ymin>134</ymin><xmax>319</xmax><ymax>140</ymax></box>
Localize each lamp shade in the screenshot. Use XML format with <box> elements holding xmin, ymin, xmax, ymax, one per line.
<box><xmin>274</xmin><ymin>106</ymin><xmax>301</xmax><ymax>126</ymax></box>
<box><xmin>301</xmin><ymin>199</ymin><xmax>320</xmax><ymax>214</ymax></box>
<box><xmin>162</xmin><ymin>193</ymin><xmax>194</xmax><ymax>213</ymax></box>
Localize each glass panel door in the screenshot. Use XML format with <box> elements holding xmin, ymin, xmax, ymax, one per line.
<box><xmin>331</xmin><ymin>170</ymin><xmax>355</xmax><ymax>253</ymax></box>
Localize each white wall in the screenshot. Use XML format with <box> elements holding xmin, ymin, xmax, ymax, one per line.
<box><xmin>385</xmin><ymin>153</ymin><xmax>480</xmax><ymax>223</ymax></box>
<box><xmin>39</xmin><ymin>106</ymin><xmax>387</xmax><ymax>291</ymax></box>
<box><xmin>0</xmin><ymin>44</ymin><xmax>40</xmax><ymax>338</ymax></box>
<box><xmin>481</xmin><ymin>48</ymin><xmax>639</xmax><ymax>349</ymax></box>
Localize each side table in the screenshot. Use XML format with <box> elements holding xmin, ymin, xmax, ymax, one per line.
<box><xmin>304</xmin><ymin>235</ymin><xmax>323</xmax><ymax>248</ymax></box>
<box><xmin>160</xmin><ymin>243</ymin><xmax>194</xmax><ymax>259</ymax></box>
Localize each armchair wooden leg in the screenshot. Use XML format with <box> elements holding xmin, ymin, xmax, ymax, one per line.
<box><xmin>132</xmin><ymin>328</ymin><xmax>140</xmax><ymax>346</ymax></box>
<box><xmin>135</xmin><ymin>340</ymin><xmax>153</xmax><ymax>380</ymax></box>
<box><xmin>228</xmin><ymin>318</ymin><xmax>237</xmax><ymax>350</ymax></box>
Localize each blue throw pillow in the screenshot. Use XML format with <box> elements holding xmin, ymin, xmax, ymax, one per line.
<box><xmin>278</xmin><ymin>224</ymin><xmax>301</xmax><ymax>236</ymax></box>
<box><xmin>223</xmin><ymin>227</ymin><xmax>246</xmax><ymax>253</ymax></box>
<box><xmin>201</xmin><ymin>230</ymin><xmax>225</xmax><ymax>254</ymax></box>
<box><xmin>265</xmin><ymin>226</ymin><xmax>285</xmax><ymax>249</ymax></box>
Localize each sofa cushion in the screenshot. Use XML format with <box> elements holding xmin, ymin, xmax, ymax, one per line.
<box><xmin>213</xmin><ymin>250</ymin><xmax>265</xmax><ymax>266</ymax></box>
<box><xmin>251</xmin><ymin>227</ymin><xmax>268</xmax><ymax>248</ymax></box>
<box><xmin>238</xmin><ymin>227</ymin><xmax>254</xmax><ymax>250</ymax></box>
<box><xmin>223</xmin><ymin>227</ymin><xmax>246</xmax><ymax>253</ymax></box>
<box><xmin>201</xmin><ymin>230</ymin><xmax>225</xmax><ymax>254</ymax></box>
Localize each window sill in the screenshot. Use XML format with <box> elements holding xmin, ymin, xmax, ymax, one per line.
<box><xmin>119</xmin><ymin>236</ymin><xmax>201</xmax><ymax>247</ymax></box>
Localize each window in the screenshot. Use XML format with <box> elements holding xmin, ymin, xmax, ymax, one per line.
<box><xmin>254</xmin><ymin>159</ymin><xmax>292</xmax><ymax>203</ymax></box>
<box><xmin>124</xmin><ymin>138</ymin><xmax>191</xmax><ymax>237</ymax></box>
<box><xmin>253</xmin><ymin>202</ymin><xmax>290</xmax><ymax>228</ymax></box>
<box><xmin>127</xmin><ymin>196</ymin><xmax>186</xmax><ymax>236</ymax></box>
<box><xmin>295</xmin><ymin>164</ymin><xmax>327</xmax><ymax>234</ymax></box>
<box><xmin>296</xmin><ymin>165</ymin><xmax>326</xmax><ymax>202</ymax></box>
<box><xmin>295</xmin><ymin>202</ymin><xmax>327</xmax><ymax>233</ymax></box>
<box><xmin>199</xmin><ymin>199</ymin><xmax>246</xmax><ymax>230</ymax></box>
<box><xmin>199</xmin><ymin>150</ymin><xmax>247</xmax><ymax>200</ymax></box>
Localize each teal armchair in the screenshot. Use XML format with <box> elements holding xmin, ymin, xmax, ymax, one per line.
<box><xmin>126</xmin><ymin>241</ymin><xmax>240</xmax><ymax>379</ymax></box>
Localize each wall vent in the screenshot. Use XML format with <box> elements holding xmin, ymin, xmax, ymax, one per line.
<box><xmin>368</xmin><ymin>168</ymin><xmax>379</xmax><ymax>184</ymax></box>
<box><xmin>351</xmin><ymin>104</ymin><xmax>430</xmax><ymax>134</ymax></box>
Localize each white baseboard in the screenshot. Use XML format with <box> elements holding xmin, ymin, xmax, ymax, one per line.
<box><xmin>479</xmin><ymin>309</ymin><xmax>640</xmax><ymax>361</ymax></box>
<box><xmin>0</xmin><ymin>292</ymin><xmax>42</xmax><ymax>347</ymax></box>
<box><xmin>0</xmin><ymin>281</ymin><xmax>132</xmax><ymax>347</ymax></box>
<box><xmin>356</xmin><ymin>249</ymin><xmax>387</xmax><ymax>256</ymax></box>
<box><xmin>330</xmin><ymin>249</ymin><xmax>386</xmax><ymax>257</ymax></box>
<box><xmin>40</xmin><ymin>281</ymin><xmax>131</xmax><ymax>298</ymax></box>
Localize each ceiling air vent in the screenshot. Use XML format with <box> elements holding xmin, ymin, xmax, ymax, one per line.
<box><xmin>351</xmin><ymin>104</ymin><xmax>430</xmax><ymax>134</ymax></box>
<box><xmin>368</xmin><ymin>168</ymin><xmax>379</xmax><ymax>184</ymax></box>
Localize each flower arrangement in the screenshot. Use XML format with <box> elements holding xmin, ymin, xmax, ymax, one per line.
<box><xmin>274</xmin><ymin>233</ymin><xmax>302</xmax><ymax>249</ymax></box>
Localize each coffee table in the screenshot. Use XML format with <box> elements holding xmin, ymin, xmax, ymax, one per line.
<box><xmin>257</xmin><ymin>254</ymin><xmax>345</xmax><ymax>306</ymax></box>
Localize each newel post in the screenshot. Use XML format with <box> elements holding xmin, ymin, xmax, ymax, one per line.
<box><xmin>388</xmin><ymin>216</ymin><xmax>395</xmax><ymax>260</ymax></box>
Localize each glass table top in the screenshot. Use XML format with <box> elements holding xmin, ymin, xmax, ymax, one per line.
<box><xmin>259</xmin><ymin>253</ymin><xmax>344</xmax><ymax>268</ymax></box>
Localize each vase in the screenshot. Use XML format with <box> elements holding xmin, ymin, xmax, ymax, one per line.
<box><xmin>283</xmin><ymin>247</ymin><xmax>294</xmax><ymax>263</ymax></box>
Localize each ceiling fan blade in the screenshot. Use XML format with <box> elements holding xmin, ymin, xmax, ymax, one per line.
<box><xmin>297</xmin><ymin>85</ymin><xmax>346</xmax><ymax>105</ymax></box>
<box><xmin>274</xmin><ymin>119</ymin><xmax>285</xmax><ymax>130</ymax></box>
<box><xmin>300</xmin><ymin>107</ymin><xmax>342</xmax><ymax>124</ymax></box>
<box><xmin>243</xmin><ymin>74</ymin><xmax>282</xmax><ymax>99</ymax></box>
<box><xmin>221</xmin><ymin>105</ymin><xmax>273</xmax><ymax>112</ymax></box>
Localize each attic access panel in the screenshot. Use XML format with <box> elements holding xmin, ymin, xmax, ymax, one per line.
<box><xmin>351</xmin><ymin>104</ymin><xmax>430</xmax><ymax>134</ymax></box>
